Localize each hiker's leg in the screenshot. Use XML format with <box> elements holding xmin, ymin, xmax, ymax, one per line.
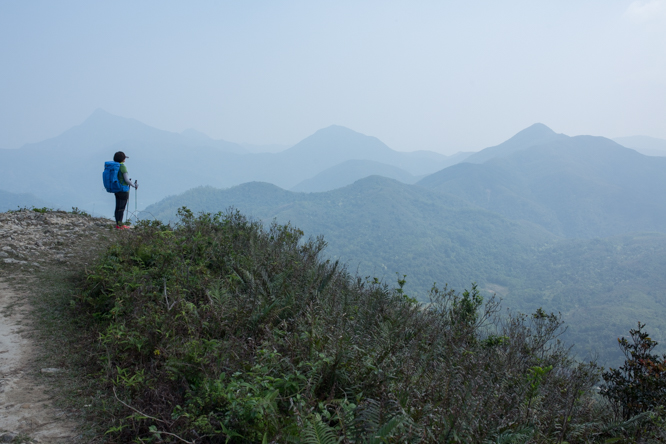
<box><xmin>114</xmin><ymin>192</ymin><xmax>130</xmax><ymax>225</ymax></box>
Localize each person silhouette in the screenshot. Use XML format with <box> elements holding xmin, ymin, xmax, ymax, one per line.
<box><xmin>112</xmin><ymin>151</ymin><xmax>138</xmax><ymax>229</ymax></box>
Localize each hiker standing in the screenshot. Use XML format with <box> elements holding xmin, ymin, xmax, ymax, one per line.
<box><xmin>103</xmin><ymin>151</ymin><xmax>138</xmax><ymax>229</ymax></box>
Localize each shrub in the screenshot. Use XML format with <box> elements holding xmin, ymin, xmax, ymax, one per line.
<box><xmin>76</xmin><ymin>208</ymin><xmax>602</xmax><ymax>443</ymax></box>
<box><xmin>601</xmin><ymin>323</ymin><xmax>666</xmax><ymax>419</ymax></box>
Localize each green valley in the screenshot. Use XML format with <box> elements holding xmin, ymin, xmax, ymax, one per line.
<box><xmin>145</xmin><ymin>175</ymin><xmax>666</xmax><ymax>365</ymax></box>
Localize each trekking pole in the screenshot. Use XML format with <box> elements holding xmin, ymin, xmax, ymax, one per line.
<box><xmin>134</xmin><ymin>180</ymin><xmax>138</xmax><ymax>222</ymax></box>
<box><xmin>125</xmin><ymin>183</ymin><xmax>131</xmax><ymax>225</ymax></box>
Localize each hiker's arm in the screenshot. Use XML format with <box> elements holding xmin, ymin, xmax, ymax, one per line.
<box><xmin>123</xmin><ymin>172</ymin><xmax>137</xmax><ymax>189</ymax></box>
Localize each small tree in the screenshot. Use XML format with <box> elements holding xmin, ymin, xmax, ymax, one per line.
<box><xmin>601</xmin><ymin>322</ymin><xmax>666</xmax><ymax>419</ymax></box>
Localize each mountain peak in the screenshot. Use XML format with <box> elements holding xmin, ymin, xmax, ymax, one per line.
<box><xmin>463</xmin><ymin>123</ymin><xmax>565</xmax><ymax>164</ymax></box>
<box><xmin>284</xmin><ymin>125</ymin><xmax>392</xmax><ymax>158</ymax></box>
<box><xmin>43</xmin><ymin>108</ymin><xmax>176</xmax><ymax>151</ymax></box>
<box><xmin>79</xmin><ymin>108</ymin><xmax>143</xmax><ymax>129</ymax></box>
<box><xmin>89</xmin><ymin>107</ymin><xmax>112</xmax><ymax>118</ymax></box>
<box><xmin>84</xmin><ymin>108</ymin><xmax>123</xmax><ymax>121</ymax></box>
<box><xmin>527</xmin><ymin>122</ymin><xmax>553</xmax><ymax>131</ymax></box>
<box><xmin>508</xmin><ymin>123</ymin><xmax>557</xmax><ymax>142</ymax></box>
<box><xmin>312</xmin><ymin>125</ymin><xmax>364</xmax><ymax>137</ymax></box>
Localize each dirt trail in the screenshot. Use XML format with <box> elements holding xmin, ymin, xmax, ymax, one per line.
<box><xmin>0</xmin><ymin>210</ymin><xmax>114</xmax><ymax>443</ymax></box>
<box><xmin>0</xmin><ymin>280</ymin><xmax>77</xmax><ymax>443</ymax></box>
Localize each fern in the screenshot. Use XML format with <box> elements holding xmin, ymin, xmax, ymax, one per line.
<box><xmin>366</xmin><ymin>415</ymin><xmax>404</xmax><ymax>444</ymax></box>
<box><xmin>484</xmin><ymin>426</ymin><xmax>533</xmax><ymax>444</ymax></box>
<box><xmin>596</xmin><ymin>411</ymin><xmax>653</xmax><ymax>436</ymax></box>
<box><xmin>349</xmin><ymin>399</ymin><xmax>418</xmax><ymax>443</ymax></box>
<box><xmin>300</xmin><ymin>414</ymin><xmax>340</xmax><ymax>444</ymax></box>
<box><xmin>207</xmin><ymin>281</ymin><xmax>231</xmax><ymax>306</ymax></box>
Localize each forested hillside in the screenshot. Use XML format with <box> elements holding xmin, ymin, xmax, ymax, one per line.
<box><xmin>72</xmin><ymin>210</ymin><xmax>665</xmax><ymax>442</ymax></box>
<box><xmin>145</xmin><ymin>177</ymin><xmax>555</xmax><ymax>293</ymax></box>
<box><xmin>144</xmin><ymin>176</ymin><xmax>666</xmax><ymax>365</ymax></box>
<box><xmin>291</xmin><ymin>159</ymin><xmax>420</xmax><ymax>192</ymax></box>
<box><xmin>418</xmin><ymin>135</ymin><xmax>666</xmax><ymax>238</ymax></box>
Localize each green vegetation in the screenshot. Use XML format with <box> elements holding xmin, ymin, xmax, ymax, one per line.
<box><xmin>601</xmin><ymin>323</ymin><xmax>666</xmax><ymax>420</ymax></box>
<box><xmin>71</xmin><ymin>210</ymin><xmax>664</xmax><ymax>442</ymax></box>
<box><xmin>143</xmin><ymin>178</ymin><xmax>554</xmax><ymax>295</ymax></box>
<box><xmin>143</xmin><ymin>178</ymin><xmax>666</xmax><ymax>366</ymax></box>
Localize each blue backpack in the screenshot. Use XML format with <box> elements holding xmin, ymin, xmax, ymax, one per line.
<box><xmin>103</xmin><ymin>161</ymin><xmax>130</xmax><ymax>193</ymax></box>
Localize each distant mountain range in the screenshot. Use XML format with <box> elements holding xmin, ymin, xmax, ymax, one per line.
<box><xmin>419</xmin><ymin>134</ymin><xmax>666</xmax><ymax>238</ymax></box>
<box><xmin>0</xmin><ymin>189</ymin><xmax>54</xmax><ymax>212</ymax></box>
<box><xmin>144</xmin><ymin>177</ymin><xmax>666</xmax><ymax>365</ymax></box>
<box><xmin>144</xmin><ymin>126</ymin><xmax>666</xmax><ymax>364</ymax></box>
<box><xmin>145</xmin><ymin>177</ymin><xmax>555</xmax><ymax>292</ymax></box>
<box><xmin>151</xmin><ymin>128</ymin><xmax>666</xmax><ymax>238</ymax></box>
<box><xmin>3</xmin><ymin>108</ymin><xmax>661</xmax><ymax>214</ymax></box>
<box><xmin>0</xmin><ymin>110</ymin><xmax>466</xmax><ymax>213</ymax></box>
<box><xmin>613</xmin><ymin>135</ymin><xmax>666</xmax><ymax>157</ymax></box>
<box><xmin>463</xmin><ymin>123</ymin><xmax>569</xmax><ymax>164</ymax></box>
<box><xmin>291</xmin><ymin>150</ymin><xmax>475</xmax><ymax>193</ymax></box>
<box><xmin>291</xmin><ymin>159</ymin><xmax>421</xmax><ymax>192</ymax></box>
<box><xmin>5</xmin><ymin>110</ymin><xmax>666</xmax><ymax>363</ymax></box>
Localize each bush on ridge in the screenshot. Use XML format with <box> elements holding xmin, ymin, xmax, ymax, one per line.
<box><xmin>76</xmin><ymin>208</ymin><xmax>662</xmax><ymax>443</ymax></box>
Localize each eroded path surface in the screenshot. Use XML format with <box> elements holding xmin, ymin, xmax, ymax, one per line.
<box><xmin>0</xmin><ymin>280</ymin><xmax>76</xmax><ymax>443</ymax></box>
<box><xmin>0</xmin><ymin>210</ymin><xmax>115</xmax><ymax>443</ymax></box>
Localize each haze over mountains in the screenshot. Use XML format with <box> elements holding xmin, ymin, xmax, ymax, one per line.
<box><xmin>3</xmin><ymin>110</ymin><xmax>666</xmax><ymax>363</ymax></box>
<box><xmin>146</xmin><ymin>176</ymin><xmax>666</xmax><ymax>363</ymax></box>
<box><xmin>2</xmin><ymin>109</ymin><xmax>663</xmax><ymax>215</ymax></box>
<box><xmin>142</xmin><ymin>123</ymin><xmax>666</xmax><ymax>364</ymax></box>
<box><xmin>419</xmin><ymin>132</ymin><xmax>666</xmax><ymax>238</ymax></box>
<box><xmin>613</xmin><ymin>135</ymin><xmax>666</xmax><ymax>157</ymax></box>
<box><xmin>0</xmin><ymin>109</ymin><xmax>467</xmax><ymax>212</ymax></box>
<box><xmin>291</xmin><ymin>159</ymin><xmax>421</xmax><ymax>192</ymax></box>
<box><xmin>462</xmin><ymin>123</ymin><xmax>569</xmax><ymax>164</ymax></box>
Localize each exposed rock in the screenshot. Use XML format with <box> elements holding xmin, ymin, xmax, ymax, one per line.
<box><xmin>2</xmin><ymin>259</ymin><xmax>27</xmax><ymax>265</ymax></box>
<box><xmin>0</xmin><ymin>432</ymin><xmax>17</xmax><ymax>442</ymax></box>
<box><xmin>0</xmin><ymin>210</ymin><xmax>115</xmax><ymax>268</ymax></box>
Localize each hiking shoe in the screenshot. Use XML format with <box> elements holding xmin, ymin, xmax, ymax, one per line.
<box><xmin>115</xmin><ymin>225</ymin><xmax>131</xmax><ymax>230</ymax></box>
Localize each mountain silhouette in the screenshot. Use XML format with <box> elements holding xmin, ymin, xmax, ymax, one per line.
<box><xmin>283</xmin><ymin>125</ymin><xmax>394</xmax><ymax>161</ymax></box>
<box><xmin>418</xmin><ymin>134</ymin><xmax>666</xmax><ymax>237</ymax></box>
<box><xmin>291</xmin><ymin>159</ymin><xmax>419</xmax><ymax>192</ymax></box>
<box><xmin>0</xmin><ymin>189</ymin><xmax>54</xmax><ymax>212</ymax></box>
<box><xmin>27</xmin><ymin>109</ymin><xmax>246</xmax><ymax>154</ymax></box>
<box><xmin>0</xmin><ymin>111</ymin><xmax>460</xmax><ymax>212</ymax></box>
<box><xmin>144</xmin><ymin>167</ymin><xmax>666</xmax><ymax>365</ymax></box>
<box><xmin>463</xmin><ymin>123</ymin><xmax>566</xmax><ymax>164</ymax></box>
<box><xmin>276</xmin><ymin>124</ymin><xmax>462</xmax><ymax>178</ymax></box>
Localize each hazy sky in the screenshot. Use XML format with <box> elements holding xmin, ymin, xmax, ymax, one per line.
<box><xmin>1</xmin><ymin>1</ymin><xmax>665</xmax><ymax>154</ymax></box>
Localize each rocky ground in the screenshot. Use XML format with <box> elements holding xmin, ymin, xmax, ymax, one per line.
<box><xmin>0</xmin><ymin>210</ymin><xmax>116</xmax><ymax>443</ymax></box>
<box><xmin>0</xmin><ymin>211</ymin><xmax>109</xmax><ymax>269</ymax></box>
